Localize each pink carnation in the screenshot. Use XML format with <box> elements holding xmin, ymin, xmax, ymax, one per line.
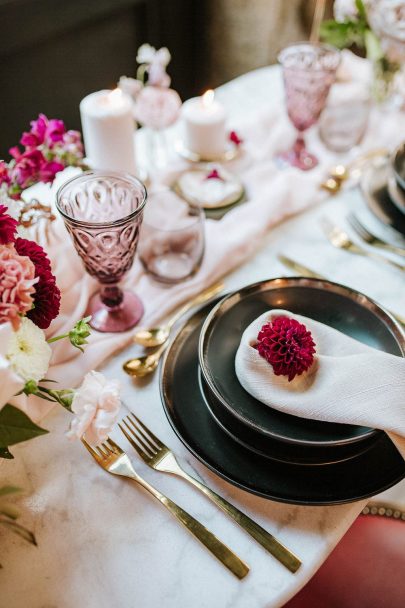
<box><xmin>0</xmin><ymin>245</ymin><xmax>38</xmax><ymax>330</ymax></box>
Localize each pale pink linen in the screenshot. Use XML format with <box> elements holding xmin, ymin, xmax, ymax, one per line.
<box><xmin>21</xmin><ymin>53</ymin><xmax>405</xmax><ymax>423</ymax></box>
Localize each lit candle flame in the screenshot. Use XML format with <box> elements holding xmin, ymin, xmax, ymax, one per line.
<box><xmin>108</xmin><ymin>88</ymin><xmax>123</xmax><ymax>104</ymax></box>
<box><xmin>202</xmin><ymin>89</ymin><xmax>215</xmax><ymax>108</ymax></box>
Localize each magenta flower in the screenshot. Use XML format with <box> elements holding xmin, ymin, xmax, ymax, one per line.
<box><xmin>0</xmin><ymin>244</ymin><xmax>38</xmax><ymax>330</ymax></box>
<box><xmin>0</xmin><ymin>161</ymin><xmax>10</xmax><ymax>186</ymax></box>
<box><xmin>45</xmin><ymin>118</ymin><xmax>66</xmax><ymax>146</ymax></box>
<box><xmin>10</xmin><ymin>149</ymin><xmax>45</xmax><ymax>189</ymax></box>
<box><xmin>38</xmin><ymin>159</ymin><xmax>65</xmax><ymax>183</ymax></box>
<box><xmin>0</xmin><ymin>205</ymin><xmax>18</xmax><ymax>244</ymax></box>
<box><xmin>205</xmin><ymin>168</ymin><xmax>224</xmax><ymax>180</ymax></box>
<box><xmin>20</xmin><ymin>114</ymin><xmax>47</xmax><ymax>148</ymax></box>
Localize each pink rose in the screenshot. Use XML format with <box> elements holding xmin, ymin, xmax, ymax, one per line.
<box><xmin>0</xmin><ymin>244</ymin><xmax>38</xmax><ymax>330</ymax></box>
<box><xmin>66</xmin><ymin>371</ymin><xmax>121</xmax><ymax>444</ymax></box>
<box><xmin>135</xmin><ymin>86</ymin><xmax>181</xmax><ymax>129</ymax></box>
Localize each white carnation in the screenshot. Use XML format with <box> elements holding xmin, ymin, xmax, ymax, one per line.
<box><xmin>7</xmin><ymin>318</ymin><xmax>52</xmax><ymax>382</ymax></box>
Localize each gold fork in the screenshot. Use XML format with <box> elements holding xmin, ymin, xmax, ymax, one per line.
<box><xmin>82</xmin><ymin>437</ymin><xmax>249</xmax><ymax>579</ymax></box>
<box><xmin>119</xmin><ymin>412</ymin><xmax>302</xmax><ymax>573</ymax></box>
<box><xmin>321</xmin><ymin>219</ymin><xmax>405</xmax><ymax>272</ymax></box>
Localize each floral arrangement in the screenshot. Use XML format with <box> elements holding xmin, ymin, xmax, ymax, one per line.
<box><xmin>118</xmin><ymin>44</ymin><xmax>182</xmax><ymax>130</ymax></box>
<box><xmin>320</xmin><ymin>0</ymin><xmax>405</xmax><ymax>101</ymax></box>
<box><xmin>0</xmin><ymin>119</ymin><xmax>121</xmax><ymax>553</ymax></box>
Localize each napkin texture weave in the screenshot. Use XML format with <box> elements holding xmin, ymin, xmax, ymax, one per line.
<box><xmin>235</xmin><ymin>309</ymin><xmax>405</xmax><ymax>458</ymax></box>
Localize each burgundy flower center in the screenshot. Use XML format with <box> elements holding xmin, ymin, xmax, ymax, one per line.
<box><xmin>256</xmin><ymin>316</ymin><xmax>316</xmax><ymax>382</ymax></box>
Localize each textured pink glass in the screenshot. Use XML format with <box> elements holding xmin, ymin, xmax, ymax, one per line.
<box><xmin>56</xmin><ymin>171</ymin><xmax>147</xmax><ymax>332</ymax></box>
<box><xmin>277</xmin><ymin>43</ymin><xmax>340</xmax><ymax>171</ymax></box>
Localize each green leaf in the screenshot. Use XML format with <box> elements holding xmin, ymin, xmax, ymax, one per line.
<box><xmin>365</xmin><ymin>29</ymin><xmax>383</xmax><ymax>61</ymax></box>
<box><xmin>0</xmin><ymin>485</ymin><xmax>21</xmax><ymax>497</ymax></box>
<box><xmin>0</xmin><ymin>517</ymin><xmax>37</xmax><ymax>545</ymax></box>
<box><xmin>0</xmin><ymin>447</ymin><xmax>14</xmax><ymax>459</ymax></box>
<box><xmin>0</xmin><ymin>405</ymin><xmax>48</xmax><ymax>448</ymax></box>
<box><xmin>355</xmin><ymin>0</ymin><xmax>367</xmax><ymax>21</ymax></box>
<box><xmin>0</xmin><ymin>505</ymin><xmax>20</xmax><ymax>520</ymax></box>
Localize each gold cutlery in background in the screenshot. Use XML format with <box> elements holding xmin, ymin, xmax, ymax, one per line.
<box><xmin>123</xmin><ymin>342</ymin><xmax>168</xmax><ymax>378</ymax></box>
<box><xmin>347</xmin><ymin>213</ymin><xmax>405</xmax><ymax>257</ymax></box>
<box><xmin>277</xmin><ymin>254</ymin><xmax>405</xmax><ymax>327</ymax></box>
<box><xmin>133</xmin><ymin>281</ymin><xmax>224</xmax><ymax>348</ymax></box>
<box><xmin>321</xmin><ymin>219</ymin><xmax>405</xmax><ymax>272</ymax></box>
<box><xmin>82</xmin><ymin>437</ymin><xmax>249</xmax><ymax>579</ymax></box>
<box><xmin>119</xmin><ymin>412</ymin><xmax>302</xmax><ymax>574</ymax></box>
<box><xmin>321</xmin><ymin>148</ymin><xmax>388</xmax><ymax>195</ymax></box>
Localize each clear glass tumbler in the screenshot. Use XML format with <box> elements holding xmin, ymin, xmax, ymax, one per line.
<box><xmin>56</xmin><ymin>170</ymin><xmax>147</xmax><ymax>333</ymax></box>
<box><xmin>138</xmin><ymin>192</ymin><xmax>205</xmax><ymax>284</ymax></box>
<box><xmin>277</xmin><ymin>42</ymin><xmax>340</xmax><ymax>170</ymax></box>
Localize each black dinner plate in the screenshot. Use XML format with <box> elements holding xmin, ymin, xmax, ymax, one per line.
<box><xmin>160</xmin><ymin>299</ymin><xmax>405</xmax><ymax>505</ymax></box>
<box><xmin>199</xmin><ymin>371</ymin><xmax>380</xmax><ymax>465</ymax></box>
<box><xmin>361</xmin><ymin>163</ymin><xmax>405</xmax><ymax>236</ymax></box>
<box><xmin>199</xmin><ymin>278</ymin><xmax>404</xmax><ymax>447</ymax></box>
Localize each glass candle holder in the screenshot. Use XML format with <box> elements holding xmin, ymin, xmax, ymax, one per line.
<box><xmin>138</xmin><ymin>191</ymin><xmax>205</xmax><ymax>284</ymax></box>
<box><xmin>319</xmin><ymin>97</ymin><xmax>370</xmax><ymax>153</ymax></box>
<box><xmin>56</xmin><ymin>171</ymin><xmax>147</xmax><ymax>333</ymax></box>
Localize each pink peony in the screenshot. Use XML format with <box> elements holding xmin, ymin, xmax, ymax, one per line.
<box><xmin>134</xmin><ymin>86</ymin><xmax>181</xmax><ymax>129</ymax></box>
<box><xmin>0</xmin><ymin>205</ymin><xmax>18</xmax><ymax>244</ymax></box>
<box><xmin>0</xmin><ymin>244</ymin><xmax>38</xmax><ymax>330</ymax></box>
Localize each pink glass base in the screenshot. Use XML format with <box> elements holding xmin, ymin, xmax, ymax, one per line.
<box><xmin>277</xmin><ymin>137</ymin><xmax>318</xmax><ymax>171</ymax></box>
<box><xmin>87</xmin><ymin>289</ymin><xmax>144</xmax><ymax>333</ymax></box>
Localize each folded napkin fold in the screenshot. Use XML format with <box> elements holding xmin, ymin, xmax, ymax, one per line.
<box><xmin>235</xmin><ymin>309</ymin><xmax>405</xmax><ymax>458</ymax></box>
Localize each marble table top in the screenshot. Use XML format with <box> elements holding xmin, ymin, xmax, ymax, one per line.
<box><xmin>1</xmin><ymin>65</ymin><xmax>405</xmax><ymax>608</ymax></box>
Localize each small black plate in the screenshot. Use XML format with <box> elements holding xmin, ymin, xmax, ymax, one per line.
<box><xmin>361</xmin><ymin>163</ymin><xmax>405</xmax><ymax>236</ymax></box>
<box><xmin>160</xmin><ymin>300</ymin><xmax>405</xmax><ymax>505</ymax></box>
<box><xmin>199</xmin><ymin>278</ymin><xmax>404</xmax><ymax>447</ymax></box>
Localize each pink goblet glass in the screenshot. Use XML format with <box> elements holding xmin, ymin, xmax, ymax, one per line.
<box><xmin>56</xmin><ymin>171</ymin><xmax>147</xmax><ymax>332</ymax></box>
<box><xmin>277</xmin><ymin>43</ymin><xmax>340</xmax><ymax>171</ymax></box>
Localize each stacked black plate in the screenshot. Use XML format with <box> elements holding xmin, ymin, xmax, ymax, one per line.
<box><xmin>160</xmin><ymin>278</ymin><xmax>405</xmax><ymax>505</ymax></box>
<box><xmin>361</xmin><ymin>143</ymin><xmax>405</xmax><ymax>236</ymax></box>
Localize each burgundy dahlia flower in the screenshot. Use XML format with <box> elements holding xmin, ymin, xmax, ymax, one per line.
<box><xmin>15</xmin><ymin>237</ymin><xmax>60</xmax><ymax>329</ymax></box>
<box><xmin>0</xmin><ymin>205</ymin><xmax>18</xmax><ymax>244</ymax></box>
<box><xmin>256</xmin><ymin>316</ymin><xmax>316</xmax><ymax>382</ymax></box>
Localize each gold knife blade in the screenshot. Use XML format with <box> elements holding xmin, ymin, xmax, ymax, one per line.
<box><xmin>277</xmin><ymin>254</ymin><xmax>327</xmax><ymax>280</ymax></box>
<box><xmin>278</xmin><ymin>254</ymin><xmax>405</xmax><ymax>327</ymax></box>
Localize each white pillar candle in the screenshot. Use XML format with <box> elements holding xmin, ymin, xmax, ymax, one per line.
<box><xmin>80</xmin><ymin>89</ymin><xmax>136</xmax><ymax>174</ymax></box>
<box><xmin>181</xmin><ymin>90</ymin><xmax>226</xmax><ymax>160</ymax></box>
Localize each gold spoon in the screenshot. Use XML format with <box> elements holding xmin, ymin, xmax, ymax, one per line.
<box><xmin>321</xmin><ymin>148</ymin><xmax>389</xmax><ymax>195</ymax></box>
<box><xmin>123</xmin><ymin>342</ymin><xmax>168</xmax><ymax>378</ymax></box>
<box><xmin>133</xmin><ymin>281</ymin><xmax>224</xmax><ymax>348</ymax></box>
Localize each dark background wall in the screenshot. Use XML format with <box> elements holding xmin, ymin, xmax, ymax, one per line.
<box><xmin>0</xmin><ymin>0</ymin><xmax>204</xmax><ymax>157</ymax></box>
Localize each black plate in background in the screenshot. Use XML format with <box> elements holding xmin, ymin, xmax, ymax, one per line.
<box><xmin>160</xmin><ymin>300</ymin><xmax>405</xmax><ymax>505</ymax></box>
<box><xmin>199</xmin><ymin>278</ymin><xmax>404</xmax><ymax>447</ymax></box>
<box><xmin>361</xmin><ymin>163</ymin><xmax>405</xmax><ymax>236</ymax></box>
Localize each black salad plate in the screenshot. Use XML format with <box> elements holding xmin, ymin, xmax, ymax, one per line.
<box><xmin>199</xmin><ymin>278</ymin><xmax>404</xmax><ymax>447</ymax></box>
<box><xmin>361</xmin><ymin>163</ymin><xmax>405</xmax><ymax>236</ymax></box>
<box><xmin>160</xmin><ymin>298</ymin><xmax>405</xmax><ymax>505</ymax></box>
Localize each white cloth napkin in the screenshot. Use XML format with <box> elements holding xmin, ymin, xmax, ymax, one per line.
<box><xmin>16</xmin><ymin>53</ymin><xmax>405</xmax><ymax>425</ymax></box>
<box><xmin>235</xmin><ymin>309</ymin><xmax>405</xmax><ymax>458</ymax></box>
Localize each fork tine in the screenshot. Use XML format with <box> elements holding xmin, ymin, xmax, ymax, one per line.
<box><xmin>348</xmin><ymin>214</ymin><xmax>369</xmax><ymax>241</ymax></box>
<box><xmin>123</xmin><ymin>419</ymin><xmax>156</xmax><ymax>457</ymax></box>
<box><xmin>106</xmin><ymin>437</ymin><xmax>123</xmax><ymax>454</ymax></box>
<box><xmin>129</xmin><ymin>411</ymin><xmax>164</xmax><ymax>449</ymax></box>
<box><xmin>81</xmin><ymin>437</ymin><xmax>99</xmax><ymax>459</ymax></box>
<box><xmin>118</xmin><ymin>422</ymin><xmax>152</xmax><ymax>462</ymax></box>
<box><xmin>126</xmin><ymin>415</ymin><xmax>159</xmax><ymax>454</ymax></box>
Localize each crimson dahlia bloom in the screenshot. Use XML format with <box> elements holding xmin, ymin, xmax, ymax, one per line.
<box><xmin>0</xmin><ymin>205</ymin><xmax>18</xmax><ymax>244</ymax></box>
<box><xmin>256</xmin><ymin>316</ymin><xmax>316</xmax><ymax>382</ymax></box>
<box><xmin>15</xmin><ymin>238</ymin><xmax>60</xmax><ymax>329</ymax></box>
